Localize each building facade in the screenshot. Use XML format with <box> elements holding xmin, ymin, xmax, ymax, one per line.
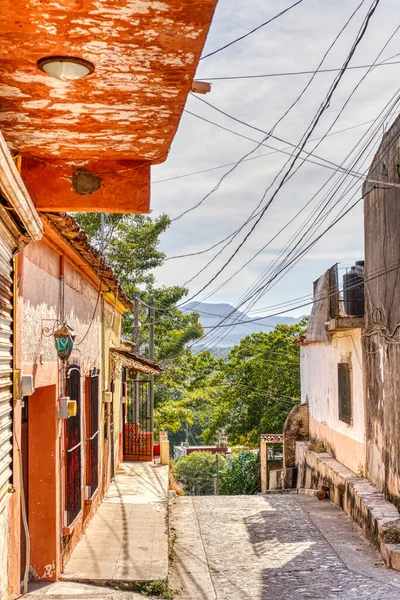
<box><xmin>0</xmin><ymin>136</ymin><xmax>43</xmax><ymax>600</ymax></box>
<box><xmin>6</xmin><ymin>212</ymin><xmax>160</xmax><ymax>596</ymax></box>
<box><xmin>295</xmin><ymin>265</ymin><xmax>366</xmax><ymax>475</ymax></box>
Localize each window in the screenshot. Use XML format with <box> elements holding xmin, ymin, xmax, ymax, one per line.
<box><xmin>86</xmin><ymin>368</ymin><xmax>99</xmax><ymax>499</ymax></box>
<box><xmin>65</xmin><ymin>365</ymin><xmax>82</xmax><ymax>525</ymax></box>
<box><xmin>338</xmin><ymin>362</ymin><xmax>352</xmax><ymax>425</ymax></box>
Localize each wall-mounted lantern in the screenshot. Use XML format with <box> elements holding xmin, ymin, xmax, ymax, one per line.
<box><xmin>53</xmin><ymin>323</ymin><xmax>76</xmax><ymax>361</ymax></box>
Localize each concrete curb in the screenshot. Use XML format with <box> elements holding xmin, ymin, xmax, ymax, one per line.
<box><xmin>296</xmin><ymin>442</ymin><xmax>400</xmax><ymax>570</ymax></box>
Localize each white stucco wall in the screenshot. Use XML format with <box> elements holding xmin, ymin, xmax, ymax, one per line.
<box><xmin>301</xmin><ymin>329</ymin><xmax>365</xmax><ymax>473</ymax></box>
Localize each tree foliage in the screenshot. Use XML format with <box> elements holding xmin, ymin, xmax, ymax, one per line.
<box><xmin>173</xmin><ymin>451</ymin><xmax>226</xmax><ymax>496</ymax></box>
<box><xmin>74</xmin><ymin>212</ymin><xmax>204</xmax><ymax>359</ymax></box>
<box><xmin>75</xmin><ymin>212</ymin><xmax>307</xmax><ymax>450</ymax></box>
<box><xmin>204</xmin><ymin>321</ymin><xmax>307</xmax><ymax>446</ymax></box>
<box><xmin>219</xmin><ymin>451</ymin><xmax>260</xmax><ymax>495</ymax></box>
<box><xmin>157</xmin><ymin>320</ymin><xmax>307</xmax><ymax>447</ymax></box>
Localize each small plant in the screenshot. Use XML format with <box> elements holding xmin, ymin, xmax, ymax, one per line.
<box><xmin>308</xmin><ymin>438</ymin><xmax>327</xmax><ymax>453</ymax></box>
<box><xmin>356</xmin><ymin>463</ymin><xmax>364</xmax><ymax>478</ymax></box>
<box><xmin>380</xmin><ymin>526</ymin><xmax>400</xmax><ymax>545</ymax></box>
<box><xmin>169</xmin><ymin>529</ymin><xmax>178</xmax><ymax>563</ymax></box>
<box><xmin>118</xmin><ymin>580</ymin><xmax>180</xmax><ymax>599</ymax></box>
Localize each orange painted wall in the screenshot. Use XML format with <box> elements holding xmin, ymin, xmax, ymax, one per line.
<box><xmin>13</xmin><ymin>233</ymin><xmax>125</xmax><ymax>583</ymax></box>
<box><xmin>28</xmin><ymin>385</ymin><xmax>60</xmax><ymax>581</ymax></box>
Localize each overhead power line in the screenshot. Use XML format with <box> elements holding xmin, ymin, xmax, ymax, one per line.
<box><xmin>161</xmin><ymin>0</ymin><xmax>368</xmax><ymax>272</ymax></box>
<box><xmin>200</xmin><ymin>0</ymin><xmax>304</xmax><ymax>61</ymax></box>
<box><xmin>200</xmin><ymin>56</ymin><xmax>400</xmax><ymax>80</ymax></box>
<box><xmin>182</xmin><ymin>0</ymin><xmax>382</xmax><ymax>306</ymax></box>
<box><xmin>192</xmin><ymin>80</ymin><xmax>400</xmax><ymax>346</ymax></box>
<box><xmin>153</xmin><ymin>116</ymin><xmax>393</xmax><ymax>188</ymax></box>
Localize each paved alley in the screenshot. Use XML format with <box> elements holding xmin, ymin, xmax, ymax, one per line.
<box><xmin>170</xmin><ymin>494</ymin><xmax>400</xmax><ymax>600</ymax></box>
<box><xmin>62</xmin><ymin>462</ymin><xmax>169</xmax><ymax>583</ymax></box>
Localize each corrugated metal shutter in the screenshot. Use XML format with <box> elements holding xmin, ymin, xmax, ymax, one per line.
<box><xmin>0</xmin><ymin>226</ymin><xmax>14</xmax><ymax>500</ymax></box>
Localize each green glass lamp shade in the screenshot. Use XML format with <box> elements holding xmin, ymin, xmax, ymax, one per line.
<box><xmin>53</xmin><ymin>324</ymin><xmax>76</xmax><ymax>360</ymax></box>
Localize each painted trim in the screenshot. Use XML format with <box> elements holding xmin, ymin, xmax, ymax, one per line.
<box><xmin>104</xmin><ymin>291</ymin><xmax>128</xmax><ymax>316</ymax></box>
<box><xmin>0</xmin><ymin>133</ymin><xmax>43</xmax><ymax>241</ymax></box>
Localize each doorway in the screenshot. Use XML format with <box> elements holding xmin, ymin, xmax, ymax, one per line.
<box><xmin>123</xmin><ymin>375</ymin><xmax>152</xmax><ymax>461</ymax></box>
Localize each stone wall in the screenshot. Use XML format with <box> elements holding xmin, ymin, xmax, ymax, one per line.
<box><xmin>283</xmin><ymin>402</ymin><xmax>309</xmax><ymax>469</ymax></box>
<box><xmin>363</xmin><ymin>115</ymin><xmax>400</xmax><ymax>503</ymax></box>
<box><xmin>296</xmin><ymin>441</ymin><xmax>400</xmax><ymax>570</ymax></box>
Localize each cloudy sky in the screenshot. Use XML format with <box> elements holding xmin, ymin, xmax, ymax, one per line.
<box><xmin>150</xmin><ymin>0</ymin><xmax>400</xmax><ymax>318</ymax></box>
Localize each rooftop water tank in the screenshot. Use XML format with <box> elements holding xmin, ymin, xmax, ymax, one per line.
<box><xmin>343</xmin><ymin>260</ymin><xmax>364</xmax><ymax>317</ymax></box>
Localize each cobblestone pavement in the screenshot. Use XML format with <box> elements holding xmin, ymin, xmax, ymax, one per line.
<box><xmin>169</xmin><ymin>494</ymin><xmax>400</xmax><ymax>600</ymax></box>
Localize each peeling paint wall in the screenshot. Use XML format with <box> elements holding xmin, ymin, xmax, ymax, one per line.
<box><xmin>0</xmin><ymin>0</ymin><xmax>218</xmax><ymax>161</ymax></box>
<box><xmin>18</xmin><ymin>239</ymin><xmax>103</xmax><ymax>580</ymax></box>
<box><xmin>301</xmin><ymin>330</ymin><xmax>365</xmax><ymax>474</ymax></box>
<box><xmin>363</xmin><ymin>117</ymin><xmax>400</xmax><ymax>505</ymax></box>
<box><xmin>20</xmin><ymin>247</ymin><xmax>100</xmax><ymax>374</ymax></box>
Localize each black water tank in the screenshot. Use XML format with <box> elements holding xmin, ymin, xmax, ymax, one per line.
<box><xmin>343</xmin><ymin>260</ymin><xmax>364</xmax><ymax>317</ymax></box>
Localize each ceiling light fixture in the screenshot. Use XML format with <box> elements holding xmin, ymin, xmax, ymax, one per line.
<box><xmin>37</xmin><ymin>56</ymin><xmax>94</xmax><ymax>81</ymax></box>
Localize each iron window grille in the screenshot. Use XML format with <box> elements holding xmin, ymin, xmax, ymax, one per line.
<box><xmin>338</xmin><ymin>362</ymin><xmax>353</xmax><ymax>425</ymax></box>
<box><xmin>86</xmin><ymin>368</ymin><xmax>99</xmax><ymax>499</ymax></box>
<box><xmin>65</xmin><ymin>365</ymin><xmax>82</xmax><ymax>525</ymax></box>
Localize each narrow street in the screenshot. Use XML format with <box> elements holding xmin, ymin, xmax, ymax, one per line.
<box><xmin>169</xmin><ymin>494</ymin><xmax>400</xmax><ymax>600</ymax></box>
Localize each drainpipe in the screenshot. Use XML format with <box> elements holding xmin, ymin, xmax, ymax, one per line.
<box><xmin>59</xmin><ymin>256</ymin><xmax>66</xmax><ymax>399</ymax></box>
<box><xmin>60</xmin><ymin>255</ymin><xmax>65</xmax><ymax>396</ymax></box>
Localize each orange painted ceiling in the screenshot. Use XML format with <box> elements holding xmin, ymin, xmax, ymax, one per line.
<box><xmin>0</xmin><ymin>0</ymin><xmax>217</xmax><ymax>163</ymax></box>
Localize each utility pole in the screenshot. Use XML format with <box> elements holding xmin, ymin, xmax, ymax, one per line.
<box><xmin>133</xmin><ymin>294</ymin><xmax>140</xmax><ymax>352</ymax></box>
<box><xmin>133</xmin><ymin>294</ymin><xmax>140</xmax><ymax>425</ymax></box>
<box><xmin>149</xmin><ymin>295</ymin><xmax>155</xmax><ymax>435</ymax></box>
<box><xmin>215</xmin><ymin>453</ymin><xmax>219</xmax><ymax>495</ymax></box>
<box><xmin>100</xmin><ymin>213</ymin><xmax>105</xmax><ymax>255</ymax></box>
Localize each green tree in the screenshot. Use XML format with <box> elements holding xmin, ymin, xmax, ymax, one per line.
<box><xmin>173</xmin><ymin>451</ymin><xmax>226</xmax><ymax>495</ymax></box>
<box><xmin>202</xmin><ymin>320</ymin><xmax>307</xmax><ymax>446</ymax></box>
<box><xmin>74</xmin><ymin>212</ymin><xmax>203</xmax><ymax>357</ymax></box>
<box><xmin>155</xmin><ymin>350</ymin><xmax>220</xmax><ymax>437</ymax></box>
<box><xmin>219</xmin><ymin>451</ymin><xmax>260</xmax><ymax>495</ymax></box>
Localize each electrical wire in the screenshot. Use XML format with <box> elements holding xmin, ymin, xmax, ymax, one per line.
<box><xmin>153</xmin><ymin>116</ymin><xmax>388</xmax><ymax>189</ymax></box>
<box><xmin>171</xmin><ymin>107</ymin><xmax>369</xmax><ymax>222</ymax></box>
<box><xmin>199</xmin><ymin>56</ymin><xmax>400</xmax><ymax>80</ymax></box>
<box><xmin>152</xmin><ymin>83</ymin><xmax>400</xmax><ymax>336</ymax></box>
<box><xmin>186</xmin><ymin>5</ymin><xmax>397</xmax><ymax>328</ymax></box>
<box><xmin>201</xmin><ymin>88</ymin><xmax>400</xmax><ymax>342</ymax></box>
<box><xmin>182</xmin><ymin>0</ymin><xmax>382</xmax><ymax>306</ymax></box>
<box><xmin>163</xmin><ymin>0</ymin><xmax>367</xmax><ymax>255</ymax></box>
<box><xmin>200</xmin><ymin>0</ymin><xmax>304</xmax><ymax>61</ymax></box>
<box><xmin>193</xmin><ymin>105</ymin><xmax>400</xmax><ymax>350</ymax></box>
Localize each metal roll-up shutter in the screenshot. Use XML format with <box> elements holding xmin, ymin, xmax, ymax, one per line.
<box><xmin>0</xmin><ymin>226</ymin><xmax>14</xmax><ymax>501</ymax></box>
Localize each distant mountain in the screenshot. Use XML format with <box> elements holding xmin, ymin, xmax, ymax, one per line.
<box><xmin>182</xmin><ymin>302</ymin><xmax>303</xmax><ymax>348</ymax></box>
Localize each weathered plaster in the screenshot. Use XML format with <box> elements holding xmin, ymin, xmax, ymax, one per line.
<box><xmin>301</xmin><ymin>330</ymin><xmax>365</xmax><ymax>473</ymax></box>
<box><xmin>17</xmin><ymin>236</ymin><xmax>126</xmax><ymax>582</ymax></box>
<box><xmin>0</xmin><ymin>0</ymin><xmax>218</xmax><ymax>161</ymax></box>
<box><xmin>363</xmin><ymin>117</ymin><xmax>400</xmax><ymax>503</ymax></box>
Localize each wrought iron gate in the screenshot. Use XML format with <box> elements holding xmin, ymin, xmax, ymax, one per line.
<box><xmin>65</xmin><ymin>365</ymin><xmax>82</xmax><ymax>525</ymax></box>
<box><xmin>123</xmin><ymin>378</ymin><xmax>152</xmax><ymax>461</ymax></box>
